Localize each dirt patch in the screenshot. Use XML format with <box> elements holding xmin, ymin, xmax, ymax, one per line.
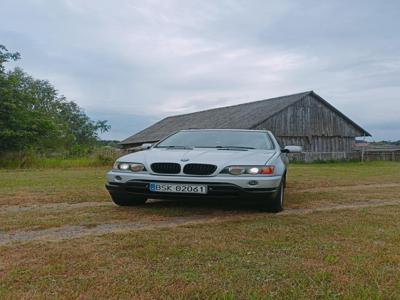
<box><xmin>0</xmin><ymin>215</ymin><xmax>212</xmax><ymax>245</ymax></box>
<box><xmin>1</xmin><ymin>199</ymin><xmax>399</xmax><ymax>246</ymax></box>
<box><xmin>0</xmin><ymin>201</ymin><xmax>112</xmax><ymax>214</ymax></box>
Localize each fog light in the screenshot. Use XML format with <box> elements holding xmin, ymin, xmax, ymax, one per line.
<box><xmin>115</xmin><ymin>175</ymin><xmax>122</xmax><ymax>181</ymax></box>
<box><xmin>248</xmin><ymin>180</ymin><xmax>258</xmax><ymax>186</ymax></box>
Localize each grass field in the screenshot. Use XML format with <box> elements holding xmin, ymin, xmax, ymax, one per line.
<box><xmin>1</xmin><ymin>161</ymin><xmax>400</xmax><ymax>299</ymax></box>
<box><xmin>0</xmin><ymin>155</ymin><xmax>116</xmax><ymax>169</ymax></box>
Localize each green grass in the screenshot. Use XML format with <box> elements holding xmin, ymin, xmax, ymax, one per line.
<box><xmin>0</xmin><ymin>156</ymin><xmax>114</xmax><ymax>169</ymax></box>
<box><xmin>1</xmin><ymin>206</ymin><xmax>400</xmax><ymax>299</ymax></box>
<box><xmin>0</xmin><ymin>167</ymin><xmax>110</xmax><ymax>205</ymax></box>
<box><xmin>0</xmin><ymin>161</ymin><xmax>400</xmax><ymax>298</ymax></box>
<box><xmin>0</xmin><ymin>160</ymin><xmax>398</xmax><ymax>207</ymax></box>
<box><xmin>0</xmin><ymin>160</ymin><xmax>399</xmax><ymax>217</ymax></box>
<box><xmin>288</xmin><ymin>160</ymin><xmax>400</xmax><ymax>188</ymax></box>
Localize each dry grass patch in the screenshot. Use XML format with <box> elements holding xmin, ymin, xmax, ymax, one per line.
<box><xmin>0</xmin><ymin>205</ymin><xmax>169</xmax><ymax>232</ymax></box>
<box><xmin>0</xmin><ymin>199</ymin><xmax>266</xmax><ymax>233</ymax></box>
<box><xmin>0</xmin><ymin>161</ymin><xmax>399</xmax><ymax>234</ymax></box>
<box><xmin>0</xmin><ymin>167</ymin><xmax>109</xmax><ymax>206</ymax></box>
<box><xmin>1</xmin><ymin>206</ymin><xmax>400</xmax><ymax>299</ymax></box>
<box><xmin>285</xmin><ymin>185</ymin><xmax>400</xmax><ymax>209</ymax></box>
<box><xmin>1</xmin><ymin>162</ymin><xmax>400</xmax><ymax>298</ymax></box>
<box><xmin>288</xmin><ymin>161</ymin><xmax>400</xmax><ymax>189</ymax></box>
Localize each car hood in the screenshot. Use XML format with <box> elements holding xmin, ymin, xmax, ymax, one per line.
<box><xmin>119</xmin><ymin>148</ymin><xmax>277</xmax><ymax>169</ymax></box>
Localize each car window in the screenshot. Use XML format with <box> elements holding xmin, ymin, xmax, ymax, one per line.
<box><xmin>156</xmin><ymin>130</ymin><xmax>275</xmax><ymax>150</ymax></box>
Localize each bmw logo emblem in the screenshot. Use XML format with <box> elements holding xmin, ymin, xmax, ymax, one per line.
<box><xmin>180</xmin><ymin>158</ymin><xmax>190</xmax><ymax>162</ymax></box>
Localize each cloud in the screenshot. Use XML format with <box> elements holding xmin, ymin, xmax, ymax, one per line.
<box><xmin>1</xmin><ymin>0</ymin><xmax>399</xmax><ymax>140</ymax></box>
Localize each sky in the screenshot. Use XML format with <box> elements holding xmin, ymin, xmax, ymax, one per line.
<box><xmin>1</xmin><ymin>0</ymin><xmax>399</xmax><ymax>141</ymax></box>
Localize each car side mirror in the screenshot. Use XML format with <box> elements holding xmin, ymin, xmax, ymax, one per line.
<box><xmin>141</xmin><ymin>143</ymin><xmax>153</xmax><ymax>150</ymax></box>
<box><xmin>282</xmin><ymin>145</ymin><xmax>303</xmax><ymax>153</ymax></box>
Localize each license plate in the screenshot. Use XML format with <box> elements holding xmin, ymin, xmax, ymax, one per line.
<box><xmin>149</xmin><ymin>182</ymin><xmax>208</xmax><ymax>194</ymax></box>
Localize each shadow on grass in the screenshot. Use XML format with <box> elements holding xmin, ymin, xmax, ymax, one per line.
<box><xmin>133</xmin><ymin>198</ymin><xmax>267</xmax><ymax>217</ymax></box>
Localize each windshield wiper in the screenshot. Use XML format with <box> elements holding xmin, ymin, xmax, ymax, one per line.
<box><xmin>215</xmin><ymin>145</ymin><xmax>255</xmax><ymax>150</ymax></box>
<box><xmin>157</xmin><ymin>145</ymin><xmax>193</xmax><ymax>150</ymax></box>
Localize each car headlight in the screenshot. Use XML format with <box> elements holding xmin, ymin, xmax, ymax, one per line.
<box><xmin>119</xmin><ymin>163</ymin><xmax>130</xmax><ymax>170</ymax></box>
<box><xmin>113</xmin><ymin>161</ymin><xmax>120</xmax><ymax>169</ymax></box>
<box><xmin>113</xmin><ymin>162</ymin><xmax>147</xmax><ymax>172</ymax></box>
<box><xmin>130</xmin><ymin>163</ymin><xmax>145</xmax><ymax>172</ymax></box>
<box><xmin>227</xmin><ymin>166</ymin><xmax>246</xmax><ymax>175</ymax></box>
<box><xmin>223</xmin><ymin>165</ymin><xmax>275</xmax><ymax>175</ymax></box>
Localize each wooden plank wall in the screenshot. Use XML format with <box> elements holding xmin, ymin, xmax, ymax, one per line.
<box><xmin>288</xmin><ymin>152</ymin><xmax>352</xmax><ymax>162</ymax></box>
<box><xmin>254</xmin><ymin>95</ymin><xmax>364</xmax><ymax>137</ymax></box>
<box><xmin>289</xmin><ymin>151</ymin><xmax>400</xmax><ymax>162</ymax></box>
<box><xmin>254</xmin><ymin>94</ymin><xmax>363</xmax><ymax>153</ymax></box>
<box><xmin>276</xmin><ymin>136</ymin><xmax>354</xmax><ymax>152</ymax></box>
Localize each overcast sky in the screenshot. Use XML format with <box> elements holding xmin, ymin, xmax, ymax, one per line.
<box><xmin>1</xmin><ymin>0</ymin><xmax>399</xmax><ymax>140</ymax></box>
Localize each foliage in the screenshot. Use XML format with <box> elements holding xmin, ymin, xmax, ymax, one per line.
<box><xmin>371</xmin><ymin>140</ymin><xmax>400</xmax><ymax>146</ymax></box>
<box><xmin>0</xmin><ymin>45</ymin><xmax>110</xmax><ymax>155</ymax></box>
<box><xmin>0</xmin><ymin>148</ymin><xmax>120</xmax><ymax>169</ymax></box>
<box><xmin>97</xmin><ymin>140</ymin><xmax>122</xmax><ymax>148</ymax></box>
<box><xmin>0</xmin><ymin>45</ymin><xmax>20</xmax><ymax>72</ymax></box>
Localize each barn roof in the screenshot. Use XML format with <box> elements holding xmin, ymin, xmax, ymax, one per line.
<box><xmin>121</xmin><ymin>91</ymin><xmax>370</xmax><ymax>145</ymax></box>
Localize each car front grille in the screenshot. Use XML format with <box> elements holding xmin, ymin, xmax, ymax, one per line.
<box><xmin>151</xmin><ymin>163</ymin><xmax>181</xmax><ymax>174</ymax></box>
<box><xmin>183</xmin><ymin>163</ymin><xmax>217</xmax><ymax>175</ymax></box>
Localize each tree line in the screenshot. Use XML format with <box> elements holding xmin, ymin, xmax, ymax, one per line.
<box><xmin>0</xmin><ymin>45</ymin><xmax>110</xmax><ymax>156</ymax></box>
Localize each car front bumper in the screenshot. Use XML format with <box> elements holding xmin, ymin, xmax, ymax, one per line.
<box><xmin>106</xmin><ymin>171</ymin><xmax>282</xmax><ymax>200</ymax></box>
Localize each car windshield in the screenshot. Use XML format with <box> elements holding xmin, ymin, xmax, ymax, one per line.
<box><xmin>155</xmin><ymin>130</ymin><xmax>275</xmax><ymax>150</ymax></box>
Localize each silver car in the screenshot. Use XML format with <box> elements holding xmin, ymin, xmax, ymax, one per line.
<box><xmin>106</xmin><ymin>129</ymin><xmax>301</xmax><ymax>212</ymax></box>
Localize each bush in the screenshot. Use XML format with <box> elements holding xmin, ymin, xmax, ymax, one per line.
<box><xmin>0</xmin><ymin>148</ymin><xmax>121</xmax><ymax>169</ymax></box>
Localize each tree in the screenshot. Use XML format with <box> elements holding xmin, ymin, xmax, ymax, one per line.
<box><xmin>0</xmin><ymin>45</ymin><xmax>110</xmax><ymax>154</ymax></box>
<box><xmin>0</xmin><ymin>45</ymin><xmax>20</xmax><ymax>73</ymax></box>
<box><xmin>56</xmin><ymin>98</ymin><xmax>111</xmax><ymax>153</ymax></box>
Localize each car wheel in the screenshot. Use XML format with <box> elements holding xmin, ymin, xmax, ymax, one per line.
<box><xmin>110</xmin><ymin>192</ymin><xmax>147</xmax><ymax>206</ymax></box>
<box><xmin>263</xmin><ymin>176</ymin><xmax>285</xmax><ymax>213</ymax></box>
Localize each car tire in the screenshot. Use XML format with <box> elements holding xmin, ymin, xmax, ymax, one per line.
<box><xmin>110</xmin><ymin>192</ymin><xmax>147</xmax><ymax>206</ymax></box>
<box><xmin>262</xmin><ymin>176</ymin><xmax>285</xmax><ymax>213</ymax></box>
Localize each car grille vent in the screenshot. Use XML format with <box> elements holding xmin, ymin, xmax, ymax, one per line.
<box><xmin>183</xmin><ymin>163</ymin><xmax>217</xmax><ymax>175</ymax></box>
<box><xmin>151</xmin><ymin>163</ymin><xmax>181</xmax><ymax>174</ymax></box>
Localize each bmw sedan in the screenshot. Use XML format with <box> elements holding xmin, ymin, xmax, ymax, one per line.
<box><xmin>106</xmin><ymin>129</ymin><xmax>301</xmax><ymax>212</ymax></box>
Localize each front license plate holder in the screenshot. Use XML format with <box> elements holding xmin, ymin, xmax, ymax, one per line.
<box><xmin>149</xmin><ymin>182</ymin><xmax>208</xmax><ymax>194</ymax></box>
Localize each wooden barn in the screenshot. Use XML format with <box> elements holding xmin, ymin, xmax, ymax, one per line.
<box><xmin>121</xmin><ymin>91</ymin><xmax>371</xmax><ymax>161</ymax></box>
